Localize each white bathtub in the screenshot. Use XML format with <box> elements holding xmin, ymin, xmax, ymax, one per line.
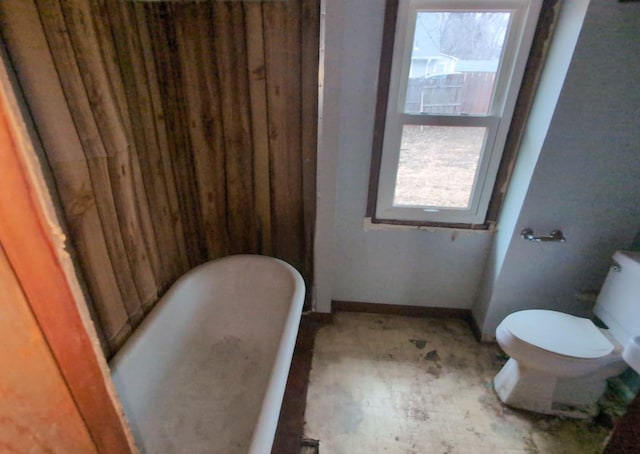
<box><xmin>109</xmin><ymin>255</ymin><xmax>305</xmax><ymax>454</ymax></box>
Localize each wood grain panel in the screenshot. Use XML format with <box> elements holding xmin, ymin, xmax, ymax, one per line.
<box><xmin>37</xmin><ymin>0</ymin><xmax>142</xmax><ymax>321</ymax></box>
<box><xmin>61</xmin><ymin>0</ymin><xmax>157</xmax><ymax>318</ymax></box>
<box><xmin>32</xmin><ymin>0</ymin><xmax>136</xmax><ymax>349</ymax></box>
<box><xmin>175</xmin><ymin>3</ymin><xmax>230</xmax><ymax>258</ymax></box>
<box><xmin>244</xmin><ymin>1</ymin><xmax>273</xmax><ymax>255</ymax></box>
<box><xmin>300</xmin><ymin>0</ymin><xmax>320</xmax><ymax>292</ymax></box>
<box><xmin>133</xmin><ymin>1</ymin><xmax>191</xmax><ymax>279</ymax></box>
<box><xmin>263</xmin><ymin>1</ymin><xmax>304</xmax><ymax>272</ymax></box>
<box><xmin>145</xmin><ymin>3</ymin><xmax>207</xmax><ymax>268</ymax></box>
<box><xmin>102</xmin><ymin>0</ymin><xmax>188</xmax><ymax>295</ymax></box>
<box><xmin>0</xmin><ymin>246</ymin><xmax>97</xmax><ymax>453</ymax></box>
<box><xmin>0</xmin><ymin>0</ymin><xmax>130</xmax><ymax>349</ymax></box>
<box><xmin>212</xmin><ymin>2</ymin><xmax>258</xmax><ymax>254</ymax></box>
<box><xmin>2</xmin><ymin>0</ymin><xmax>319</xmax><ymax>354</ymax></box>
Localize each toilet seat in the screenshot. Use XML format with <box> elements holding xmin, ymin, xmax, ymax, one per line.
<box><xmin>501</xmin><ymin>309</ymin><xmax>614</xmax><ymax>359</ymax></box>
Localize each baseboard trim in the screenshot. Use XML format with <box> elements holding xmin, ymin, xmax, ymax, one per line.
<box><xmin>332</xmin><ymin>300</ymin><xmax>467</xmax><ymax>318</ymax></box>
<box><xmin>303</xmin><ymin>311</ymin><xmax>333</xmax><ymax>324</ymax></box>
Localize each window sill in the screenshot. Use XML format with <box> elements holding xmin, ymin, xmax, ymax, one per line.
<box><xmin>363</xmin><ymin>217</ymin><xmax>496</xmax><ymax>234</ymax></box>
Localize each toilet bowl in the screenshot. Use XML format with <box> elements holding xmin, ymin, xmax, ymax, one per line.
<box><xmin>494</xmin><ymin>309</ymin><xmax>627</xmax><ymax>418</ymax></box>
<box><xmin>493</xmin><ymin>250</ymin><xmax>640</xmax><ymax>418</ymax></box>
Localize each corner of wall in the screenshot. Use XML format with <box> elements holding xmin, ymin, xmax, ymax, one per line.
<box><xmin>471</xmin><ymin>0</ymin><xmax>591</xmax><ymax>340</ymax></box>
<box><xmin>313</xmin><ymin>0</ymin><xmax>345</xmax><ymax>313</ymax></box>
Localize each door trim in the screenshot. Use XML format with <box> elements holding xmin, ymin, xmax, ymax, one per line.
<box><xmin>0</xmin><ymin>50</ymin><xmax>136</xmax><ymax>453</ymax></box>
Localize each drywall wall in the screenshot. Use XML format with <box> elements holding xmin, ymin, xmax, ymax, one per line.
<box><xmin>474</xmin><ymin>0</ymin><xmax>640</xmax><ymax>339</ymax></box>
<box><xmin>314</xmin><ymin>0</ymin><xmax>492</xmax><ymax>312</ymax></box>
<box><xmin>473</xmin><ymin>0</ymin><xmax>590</xmax><ymax>334</ymax></box>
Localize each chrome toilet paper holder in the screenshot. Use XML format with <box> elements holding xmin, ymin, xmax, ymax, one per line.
<box><xmin>521</xmin><ymin>228</ymin><xmax>566</xmax><ymax>243</ymax></box>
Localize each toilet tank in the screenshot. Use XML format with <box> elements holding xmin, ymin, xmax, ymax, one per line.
<box><xmin>593</xmin><ymin>251</ymin><xmax>640</xmax><ymax>346</ymax></box>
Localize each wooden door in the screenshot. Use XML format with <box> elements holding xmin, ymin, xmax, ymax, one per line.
<box><xmin>0</xmin><ymin>45</ymin><xmax>136</xmax><ymax>453</ymax></box>
<box><xmin>0</xmin><ymin>246</ymin><xmax>97</xmax><ymax>452</ymax></box>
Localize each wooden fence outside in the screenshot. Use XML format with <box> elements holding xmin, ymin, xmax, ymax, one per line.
<box><xmin>405</xmin><ymin>72</ymin><xmax>496</xmax><ymax>115</ymax></box>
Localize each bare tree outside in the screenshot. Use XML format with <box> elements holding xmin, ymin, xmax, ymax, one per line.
<box><xmin>438</xmin><ymin>12</ymin><xmax>510</xmax><ymax>60</ymax></box>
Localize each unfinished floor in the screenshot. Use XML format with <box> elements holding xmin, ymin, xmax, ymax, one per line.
<box><xmin>304</xmin><ymin>312</ymin><xmax>612</xmax><ymax>454</ymax></box>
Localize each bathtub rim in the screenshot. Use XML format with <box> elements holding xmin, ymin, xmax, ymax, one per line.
<box><xmin>248</xmin><ymin>255</ymin><xmax>305</xmax><ymax>453</ymax></box>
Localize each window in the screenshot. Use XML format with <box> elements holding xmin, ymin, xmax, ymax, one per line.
<box><xmin>371</xmin><ymin>0</ymin><xmax>542</xmax><ymax>225</ymax></box>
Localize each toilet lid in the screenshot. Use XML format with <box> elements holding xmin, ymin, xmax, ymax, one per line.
<box><xmin>501</xmin><ymin>310</ymin><xmax>614</xmax><ymax>359</ymax></box>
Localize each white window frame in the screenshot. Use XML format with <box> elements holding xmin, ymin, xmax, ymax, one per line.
<box><xmin>375</xmin><ymin>0</ymin><xmax>542</xmax><ymax>225</ymax></box>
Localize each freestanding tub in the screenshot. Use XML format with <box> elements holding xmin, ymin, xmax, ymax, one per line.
<box><xmin>109</xmin><ymin>255</ymin><xmax>305</xmax><ymax>454</ymax></box>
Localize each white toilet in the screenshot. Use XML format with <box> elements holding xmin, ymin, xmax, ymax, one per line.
<box><xmin>494</xmin><ymin>250</ymin><xmax>640</xmax><ymax>418</ymax></box>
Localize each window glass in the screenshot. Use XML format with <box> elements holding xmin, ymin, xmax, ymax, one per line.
<box><xmin>404</xmin><ymin>11</ymin><xmax>511</xmax><ymax>115</ymax></box>
<box><xmin>394</xmin><ymin>125</ymin><xmax>486</xmax><ymax>208</ymax></box>
<box><xmin>372</xmin><ymin>0</ymin><xmax>541</xmax><ymax>225</ymax></box>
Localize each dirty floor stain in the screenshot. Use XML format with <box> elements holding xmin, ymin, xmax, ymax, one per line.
<box><xmin>304</xmin><ymin>313</ymin><xmax>612</xmax><ymax>454</ymax></box>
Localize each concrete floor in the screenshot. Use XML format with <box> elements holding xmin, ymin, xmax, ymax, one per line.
<box><xmin>304</xmin><ymin>312</ymin><xmax>612</xmax><ymax>454</ymax></box>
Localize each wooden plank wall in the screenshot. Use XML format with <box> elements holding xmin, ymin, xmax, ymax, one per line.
<box><xmin>5</xmin><ymin>0</ymin><xmax>319</xmax><ymax>356</ymax></box>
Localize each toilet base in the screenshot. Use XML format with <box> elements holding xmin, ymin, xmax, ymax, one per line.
<box><xmin>493</xmin><ymin>358</ymin><xmax>605</xmax><ymax>419</ymax></box>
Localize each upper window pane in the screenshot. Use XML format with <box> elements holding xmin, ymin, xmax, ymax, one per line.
<box><xmin>404</xmin><ymin>11</ymin><xmax>511</xmax><ymax>115</ymax></box>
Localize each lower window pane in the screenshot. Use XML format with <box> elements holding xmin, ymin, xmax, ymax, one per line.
<box><xmin>393</xmin><ymin>125</ymin><xmax>486</xmax><ymax>209</ymax></box>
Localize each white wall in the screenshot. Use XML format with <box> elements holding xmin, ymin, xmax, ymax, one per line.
<box><xmin>474</xmin><ymin>0</ymin><xmax>640</xmax><ymax>339</ymax></box>
<box><xmin>315</xmin><ymin>0</ymin><xmax>492</xmax><ymax>312</ymax></box>
<box><xmin>473</xmin><ymin>0</ymin><xmax>591</xmax><ymax>334</ymax></box>
<box><xmin>315</xmin><ymin>0</ymin><xmax>640</xmax><ymax>327</ymax></box>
